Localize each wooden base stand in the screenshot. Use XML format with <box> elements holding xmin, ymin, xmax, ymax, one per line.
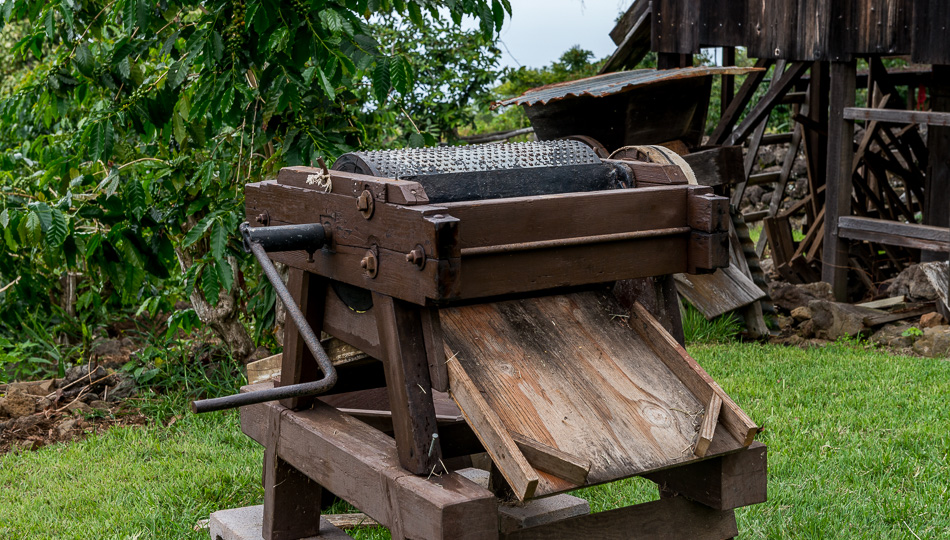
<box><xmin>238</xmin><ymin>384</ymin><xmax>766</xmax><ymax>540</ymax></box>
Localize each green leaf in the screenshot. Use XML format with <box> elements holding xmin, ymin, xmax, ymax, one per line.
<box><xmin>215</xmin><ymin>256</ymin><xmax>234</xmax><ymax>293</ymax></box>
<box><xmin>407</xmin><ymin>2</ymin><xmax>423</xmax><ymax>26</ymax></box>
<box><xmin>44</xmin><ymin>7</ymin><xmax>54</xmax><ymax>39</ymax></box>
<box><xmin>320</xmin><ymin>9</ymin><xmax>344</xmax><ymax>33</ymax></box>
<box><xmin>126</xmin><ymin>178</ymin><xmax>146</xmax><ymax>219</ymax></box>
<box><xmin>373</xmin><ymin>58</ymin><xmax>391</xmax><ymax>104</ymax></box>
<box><xmin>182</xmin><ymin>214</ymin><xmax>215</xmax><ymax>248</ymax></box>
<box><xmin>0</xmin><ymin>209</ymin><xmax>8</xmax><ymax>228</ymax></box>
<box><xmin>75</xmin><ymin>43</ymin><xmax>95</xmax><ymax>77</ymax></box>
<box><xmin>87</xmin><ymin>120</ymin><xmax>115</xmax><ymax>162</ymax></box>
<box><xmin>200</xmin><ymin>263</ymin><xmax>221</xmax><ymax>304</ymax></box>
<box><xmin>122</xmin><ymin>0</ymin><xmax>135</xmax><ymax>32</ymax></box>
<box><xmin>390</xmin><ymin>56</ymin><xmax>411</xmax><ymax>95</ymax></box>
<box><xmin>167</xmin><ymin>58</ymin><xmax>189</xmax><ymax>88</ymax></box>
<box><xmin>85</xmin><ymin>233</ymin><xmax>102</xmax><ymax>258</ymax></box>
<box><xmin>316</xmin><ymin>67</ymin><xmax>336</xmax><ymax>100</ymax></box>
<box><xmin>210</xmin><ymin>220</ymin><xmax>227</xmax><ymax>260</ymax></box>
<box><xmin>491</xmin><ymin>0</ymin><xmax>505</xmax><ymax>31</ymax></box>
<box><xmin>46</xmin><ymin>208</ymin><xmax>68</xmax><ymax>247</ymax></box>
<box><xmin>29</xmin><ymin>202</ymin><xmax>52</xmax><ymax>231</ymax></box>
<box><xmin>22</xmin><ymin>211</ymin><xmax>42</xmax><ymax>246</ymax></box>
<box><xmin>97</xmin><ymin>168</ymin><xmax>120</xmax><ymax>198</ymax></box>
<box><xmin>408</xmin><ymin>132</ymin><xmax>425</xmax><ymax>148</ymax></box>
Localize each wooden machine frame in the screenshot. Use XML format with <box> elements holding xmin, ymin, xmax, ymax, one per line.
<box><xmin>233</xmin><ymin>162</ymin><xmax>767</xmax><ymax>539</ymax></box>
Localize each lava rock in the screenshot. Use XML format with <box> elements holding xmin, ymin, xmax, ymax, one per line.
<box><xmin>57</xmin><ymin>417</ymin><xmax>79</xmax><ymax>437</ymax></box>
<box><xmin>791</xmin><ymin>306</ymin><xmax>813</xmax><ymax>321</ymax></box>
<box><xmin>920</xmin><ymin>312</ymin><xmax>947</xmax><ymax>329</ymax></box>
<box><xmin>67</xmin><ymin>401</ymin><xmax>92</xmax><ymax>415</ymax></box>
<box><xmin>912</xmin><ymin>326</ymin><xmax>950</xmax><ymax>358</ymax></box>
<box><xmin>1</xmin><ymin>389</ymin><xmax>37</xmax><ymax>419</ymax></box>
<box><xmin>890</xmin><ymin>263</ymin><xmax>944</xmax><ymax>302</ymax></box>
<box><xmin>770</xmin><ymin>281</ymin><xmax>836</xmax><ymax>312</ymax></box>
<box><xmin>807</xmin><ymin>299</ymin><xmax>880</xmax><ymax>340</ymax></box>
<box><xmin>107</xmin><ymin>377</ymin><xmax>137</xmax><ymax>401</ymax></box>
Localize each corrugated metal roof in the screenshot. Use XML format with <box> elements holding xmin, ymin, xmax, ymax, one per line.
<box><xmin>493</xmin><ymin>66</ymin><xmax>762</xmax><ymax>109</ymax></box>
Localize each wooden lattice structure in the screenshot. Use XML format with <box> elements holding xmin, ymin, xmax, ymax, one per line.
<box><xmin>606</xmin><ymin>0</ymin><xmax>950</xmax><ymax>303</ymax></box>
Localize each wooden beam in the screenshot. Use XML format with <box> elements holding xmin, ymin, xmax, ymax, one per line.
<box><xmin>843</xmin><ymin>107</ymin><xmax>950</xmax><ymax>127</ymax></box>
<box><xmin>726</xmin><ymin>62</ymin><xmax>811</xmax><ymax>146</ymax></box>
<box><xmin>262</xmin><ymin>407</ymin><xmax>323</xmax><ymax>540</ymax></box>
<box><xmin>500</xmin><ymin>495</ymin><xmax>738</xmax><ymax>540</ymax></box>
<box><xmin>645</xmin><ymin>442</ymin><xmax>768</xmax><ymax>511</ymax></box>
<box><xmin>709</xmin><ymin>58</ymin><xmax>773</xmax><ymax>145</ymax></box>
<box><xmin>694</xmin><ymin>394</ymin><xmax>722</xmax><ymax>458</ymax></box>
<box><xmin>373</xmin><ymin>293</ymin><xmax>442</xmax><ymax>475</ymax></box>
<box><xmin>510</xmin><ymin>432</ymin><xmax>591</xmax><ymax>486</ymax></box>
<box><xmin>822</xmin><ymin>60</ymin><xmax>857</xmax><ymax>301</ymax></box>
<box><xmin>240</xmin><ymin>387</ymin><xmax>498</xmax><ymax>540</ymax></box>
<box><xmin>628</xmin><ymin>303</ymin><xmax>758</xmax><ymax>446</ymax></box>
<box><xmin>279</xmin><ymin>269</ymin><xmax>326</xmax><ymax>410</ymax></box>
<box><xmin>446</xmin><ymin>357</ymin><xmax>539</xmax><ymax>501</ymax></box>
<box><xmin>838</xmin><ymin>216</ymin><xmax>950</xmax><ymax>252</ymax></box>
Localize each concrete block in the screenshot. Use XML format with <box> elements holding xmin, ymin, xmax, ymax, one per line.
<box><xmin>498</xmin><ymin>494</ymin><xmax>590</xmax><ymax>534</ymax></box>
<box><xmin>209</xmin><ymin>505</ymin><xmax>351</xmax><ymax>540</ymax></box>
<box><xmin>455</xmin><ymin>467</ymin><xmax>491</xmax><ymax>489</ymax></box>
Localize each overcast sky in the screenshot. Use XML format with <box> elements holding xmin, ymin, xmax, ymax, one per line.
<box><xmin>497</xmin><ymin>0</ymin><xmax>630</xmax><ymax>69</ymax></box>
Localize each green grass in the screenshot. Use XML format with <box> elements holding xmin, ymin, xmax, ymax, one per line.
<box><xmin>1</xmin><ymin>342</ymin><xmax>948</xmax><ymax>538</ymax></box>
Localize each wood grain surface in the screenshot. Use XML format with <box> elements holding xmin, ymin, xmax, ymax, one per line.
<box><xmin>440</xmin><ymin>290</ymin><xmax>749</xmax><ymax>497</ymax></box>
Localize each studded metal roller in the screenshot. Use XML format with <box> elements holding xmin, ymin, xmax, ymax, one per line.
<box><xmin>332</xmin><ymin>140</ymin><xmax>631</xmax><ymax>203</ymax></box>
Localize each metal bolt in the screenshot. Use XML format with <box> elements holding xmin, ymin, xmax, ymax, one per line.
<box><xmin>357</xmin><ymin>190</ymin><xmax>374</xmax><ymax>219</ymax></box>
<box><xmin>255</xmin><ymin>212</ymin><xmax>269</xmax><ymax>225</ymax></box>
<box><xmin>406</xmin><ymin>247</ymin><xmax>425</xmax><ymax>266</ymax></box>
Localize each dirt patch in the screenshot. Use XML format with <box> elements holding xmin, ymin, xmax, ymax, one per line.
<box><xmin>0</xmin><ymin>403</ymin><xmax>148</xmax><ymax>454</ymax></box>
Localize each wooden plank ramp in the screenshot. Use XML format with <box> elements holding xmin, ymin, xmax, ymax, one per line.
<box><xmin>441</xmin><ymin>290</ymin><xmax>755</xmax><ymax>499</ymax></box>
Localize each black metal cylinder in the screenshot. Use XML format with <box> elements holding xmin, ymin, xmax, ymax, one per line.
<box><xmin>241</xmin><ymin>222</ymin><xmax>327</xmax><ymax>254</ymax></box>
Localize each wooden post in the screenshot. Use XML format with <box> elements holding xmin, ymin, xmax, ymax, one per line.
<box><xmin>279</xmin><ymin>268</ymin><xmax>326</xmax><ymax>410</ymax></box>
<box><xmin>263</xmin><ymin>407</ymin><xmax>323</xmax><ymax>540</ymax></box>
<box><xmin>923</xmin><ymin>64</ymin><xmax>950</xmax><ymax>263</ymax></box>
<box><xmin>373</xmin><ymin>292</ymin><xmax>443</xmax><ymax>475</ymax></box>
<box><xmin>721</xmin><ymin>47</ymin><xmax>736</xmax><ymax>119</ymax></box>
<box><xmin>822</xmin><ymin>60</ymin><xmax>857</xmax><ymax>301</ymax></box>
<box><xmin>804</xmin><ymin>62</ymin><xmax>829</xmax><ymax>223</ymax></box>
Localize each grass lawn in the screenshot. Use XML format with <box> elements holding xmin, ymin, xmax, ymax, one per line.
<box><xmin>1</xmin><ymin>341</ymin><xmax>948</xmax><ymax>539</ymax></box>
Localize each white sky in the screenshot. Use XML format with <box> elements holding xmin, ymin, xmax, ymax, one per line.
<box><xmin>497</xmin><ymin>0</ymin><xmax>631</xmax><ymax>69</ymax></box>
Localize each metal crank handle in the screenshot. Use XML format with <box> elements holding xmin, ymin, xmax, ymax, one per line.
<box><xmin>192</xmin><ymin>222</ymin><xmax>337</xmax><ymax>414</ymax></box>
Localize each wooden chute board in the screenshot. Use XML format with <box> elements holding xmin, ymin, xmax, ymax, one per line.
<box><xmin>441</xmin><ymin>289</ymin><xmax>756</xmax><ymax>500</ymax></box>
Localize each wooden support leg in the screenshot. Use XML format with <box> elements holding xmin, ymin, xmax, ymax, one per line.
<box><xmin>923</xmin><ymin>65</ymin><xmax>950</xmax><ymax>263</ymax></box>
<box><xmin>263</xmin><ymin>407</ymin><xmax>323</xmax><ymax>540</ymax></box>
<box><xmin>280</xmin><ymin>268</ymin><xmax>327</xmax><ymax>410</ymax></box>
<box><xmin>242</xmin><ymin>389</ymin><xmax>497</xmax><ymax>540</ymax></box>
<box><xmin>373</xmin><ymin>292</ymin><xmax>442</xmax><ymax>475</ymax></box>
<box><xmin>822</xmin><ymin>60</ymin><xmax>857</xmax><ymax>301</ymax></box>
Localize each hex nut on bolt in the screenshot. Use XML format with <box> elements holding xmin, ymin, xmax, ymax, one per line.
<box><xmin>405</xmin><ymin>245</ymin><xmax>426</xmax><ymax>270</ymax></box>
<box><xmin>357</xmin><ymin>190</ymin><xmax>374</xmax><ymax>219</ymax></box>
<box><xmin>360</xmin><ymin>249</ymin><xmax>378</xmax><ymax>278</ymax></box>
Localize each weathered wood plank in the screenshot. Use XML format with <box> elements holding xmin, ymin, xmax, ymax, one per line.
<box><xmin>446</xmin><ymin>357</ymin><xmax>539</xmax><ymax>501</ymax></box>
<box><xmin>694</xmin><ymin>394</ymin><xmax>721</xmax><ymax>458</ymax></box>
<box><xmin>439</xmin><ymin>186</ymin><xmax>688</xmax><ymax>250</ymax></box>
<box><xmin>838</xmin><ymin>216</ymin><xmax>950</xmax><ymax>252</ymax></box>
<box><xmin>510</xmin><ymin>432</ymin><xmax>590</xmax><ymax>486</ymax></box>
<box><xmin>240</xmin><ymin>388</ymin><xmax>498</xmax><ymax>540</ymax></box>
<box><xmin>501</xmin><ymin>495</ymin><xmax>738</xmax><ymax>540</ymax></box>
<box><xmin>674</xmin><ymin>265</ymin><xmax>766</xmax><ymax>320</ymax></box>
<box><xmin>278</xmin><ymin>167</ymin><xmax>430</xmax><ymax>206</ymax></box>
<box><xmin>843</xmin><ymin>107</ymin><xmax>950</xmax><ymax>127</ymax></box>
<box><xmin>441</xmin><ymin>291</ymin><xmax>749</xmax><ymax>498</ymax></box>
<box><xmin>628</xmin><ymin>302</ymin><xmax>758</xmax><ymax>446</ymax></box>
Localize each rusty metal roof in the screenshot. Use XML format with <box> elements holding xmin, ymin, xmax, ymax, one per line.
<box><xmin>493</xmin><ymin>66</ymin><xmax>762</xmax><ymax>109</ymax></box>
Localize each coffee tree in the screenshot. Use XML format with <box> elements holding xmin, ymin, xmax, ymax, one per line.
<box><xmin>0</xmin><ymin>0</ymin><xmax>509</xmax><ymax>361</ymax></box>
